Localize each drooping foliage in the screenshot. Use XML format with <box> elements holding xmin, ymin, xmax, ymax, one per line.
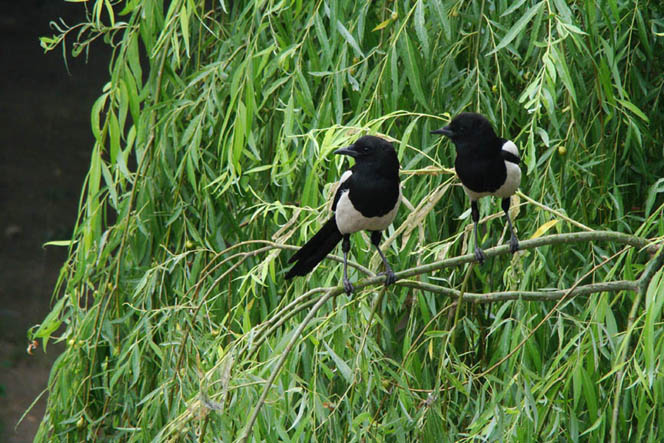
<box><xmin>34</xmin><ymin>1</ymin><xmax>664</xmax><ymax>441</ymax></box>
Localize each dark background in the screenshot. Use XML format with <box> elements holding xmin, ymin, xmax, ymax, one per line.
<box><xmin>0</xmin><ymin>1</ymin><xmax>109</xmax><ymax>440</ymax></box>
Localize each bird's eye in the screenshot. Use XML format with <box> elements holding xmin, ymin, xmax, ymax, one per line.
<box><xmin>362</xmin><ymin>146</ymin><xmax>370</xmax><ymax>152</ymax></box>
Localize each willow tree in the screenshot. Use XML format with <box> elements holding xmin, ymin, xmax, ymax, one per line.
<box><xmin>34</xmin><ymin>1</ymin><xmax>664</xmax><ymax>441</ymax></box>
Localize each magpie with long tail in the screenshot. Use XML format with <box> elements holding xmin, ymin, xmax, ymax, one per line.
<box><xmin>431</xmin><ymin>112</ymin><xmax>522</xmax><ymax>264</ymax></box>
<box><xmin>285</xmin><ymin>135</ymin><xmax>401</xmax><ymax>294</ymax></box>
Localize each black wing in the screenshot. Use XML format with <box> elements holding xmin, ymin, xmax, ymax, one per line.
<box><xmin>501</xmin><ymin>150</ymin><xmax>520</xmax><ymax>165</ymax></box>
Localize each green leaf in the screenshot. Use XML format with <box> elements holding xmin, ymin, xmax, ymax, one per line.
<box><xmin>43</xmin><ymin>239</ymin><xmax>78</xmax><ymax>247</ymax></box>
<box><xmin>372</xmin><ymin>18</ymin><xmax>392</xmax><ymax>32</ymax></box>
<box><xmin>414</xmin><ymin>0</ymin><xmax>429</xmax><ymax>55</ymax></box>
<box><xmin>108</xmin><ymin>111</ymin><xmax>121</xmax><ymax>163</ymax></box>
<box><xmin>179</xmin><ymin>1</ymin><xmax>190</xmax><ymax>56</ymax></box>
<box><xmin>32</xmin><ymin>297</ymin><xmax>66</xmax><ymax>350</ymax></box>
<box><xmin>336</xmin><ymin>20</ymin><xmax>364</xmax><ymax>58</ymax></box>
<box><xmin>617</xmin><ymin>99</ymin><xmax>649</xmax><ymax>123</ymax></box>
<box><xmin>322</xmin><ymin>341</ymin><xmax>352</xmax><ymax>384</ymax></box>
<box><xmin>645</xmin><ymin>178</ymin><xmax>664</xmax><ymax>217</ymax></box>
<box><xmin>550</xmin><ymin>45</ymin><xmax>577</xmax><ymax>104</ymax></box>
<box><xmin>430</xmin><ymin>0</ymin><xmax>450</xmax><ymax>39</ymax></box>
<box><xmin>501</xmin><ymin>0</ymin><xmax>527</xmax><ymax>17</ymax></box>
<box><xmin>90</xmin><ymin>93</ymin><xmax>109</xmax><ymax>142</ymax></box>
<box><xmin>399</xmin><ymin>32</ymin><xmax>428</xmax><ymax>109</ymax></box>
<box><xmin>488</xmin><ymin>1</ymin><xmax>544</xmax><ymax>55</ymax></box>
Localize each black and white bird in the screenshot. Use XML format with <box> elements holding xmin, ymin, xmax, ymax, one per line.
<box><xmin>285</xmin><ymin>135</ymin><xmax>401</xmax><ymax>294</ymax></box>
<box><xmin>431</xmin><ymin>112</ymin><xmax>522</xmax><ymax>264</ymax></box>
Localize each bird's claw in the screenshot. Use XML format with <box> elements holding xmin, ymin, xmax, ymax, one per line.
<box><xmin>509</xmin><ymin>236</ymin><xmax>520</xmax><ymax>254</ymax></box>
<box><xmin>343</xmin><ymin>278</ymin><xmax>354</xmax><ymax>295</ymax></box>
<box><xmin>474</xmin><ymin>247</ymin><xmax>486</xmax><ymax>265</ymax></box>
<box><xmin>380</xmin><ymin>269</ymin><xmax>397</xmax><ymax>286</ymax></box>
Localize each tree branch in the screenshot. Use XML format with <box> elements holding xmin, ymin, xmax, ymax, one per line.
<box><xmin>233</xmin><ymin>231</ymin><xmax>662</xmax><ymax>440</ymax></box>
<box><xmin>396</xmin><ymin>279</ymin><xmax>639</xmax><ymax>303</ymax></box>
<box><xmin>396</xmin><ymin>230</ymin><xmax>650</xmax><ymax>281</ymax></box>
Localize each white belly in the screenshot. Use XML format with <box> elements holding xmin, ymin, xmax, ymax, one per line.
<box><xmin>335</xmin><ymin>190</ymin><xmax>401</xmax><ymax>234</ymax></box>
<box><xmin>462</xmin><ymin>185</ymin><xmax>492</xmax><ymax>201</ymax></box>
<box><xmin>493</xmin><ymin>161</ymin><xmax>521</xmax><ymax>198</ymax></box>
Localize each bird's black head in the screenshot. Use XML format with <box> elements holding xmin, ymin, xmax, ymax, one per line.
<box><xmin>334</xmin><ymin>135</ymin><xmax>399</xmax><ymax>176</ymax></box>
<box><xmin>431</xmin><ymin>112</ymin><xmax>498</xmax><ymax>153</ymax></box>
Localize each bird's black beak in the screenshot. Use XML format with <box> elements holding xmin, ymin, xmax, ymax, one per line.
<box><xmin>334</xmin><ymin>145</ymin><xmax>358</xmax><ymax>158</ymax></box>
<box><xmin>431</xmin><ymin>126</ymin><xmax>454</xmax><ymax>137</ymax></box>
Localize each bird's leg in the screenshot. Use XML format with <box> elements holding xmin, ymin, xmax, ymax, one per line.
<box><xmin>471</xmin><ymin>200</ymin><xmax>486</xmax><ymax>264</ymax></box>
<box><xmin>501</xmin><ymin>197</ymin><xmax>519</xmax><ymax>254</ymax></box>
<box><xmin>370</xmin><ymin>231</ymin><xmax>396</xmax><ymax>286</ymax></box>
<box><xmin>341</xmin><ymin>234</ymin><xmax>353</xmax><ymax>294</ymax></box>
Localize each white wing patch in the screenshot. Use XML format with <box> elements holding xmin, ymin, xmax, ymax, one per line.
<box><xmin>339</xmin><ymin>170</ymin><xmax>353</xmax><ymax>184</ymax></box>
<box><xmin>328</xmin><ymin>170</ymin><xmax>353</xmax><ymax>211</ymax></box>
<box><xmin>495</xmin><ymin>140</ymin><xmax>521</xmax><ymax>198</ymax></box>
<box><xmin>502</xmin><ymin>140</ymin><xmax>519</xmax><ymax>157</ymax></box>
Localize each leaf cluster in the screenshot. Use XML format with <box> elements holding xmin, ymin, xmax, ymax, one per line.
<box><xmin>33</xmin><ymin>0</ymin><xmax>664</xmax><ymax>441</ymax></box>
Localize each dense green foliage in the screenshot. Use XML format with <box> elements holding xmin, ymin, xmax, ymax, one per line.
<box><xmin>33</xmin><ymin>0</ymin><xmax>664</xmax><ymax>441</ymax></box>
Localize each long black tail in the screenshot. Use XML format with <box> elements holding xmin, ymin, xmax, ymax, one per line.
<box><xmin>285</xmin><ymin>218</ymin><xmax>343</xmax><ymax>279</ymax></box>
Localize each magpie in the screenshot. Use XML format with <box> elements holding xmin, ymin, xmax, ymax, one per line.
<box><xmin>285</xmin><ymin>135</ymin><xmax>401</xmax><ymax>294</ymax></box>
<box><xmin>431</xmin><ymin>112</ymin><xmax>521</xmax><ymax>264</ymax></box>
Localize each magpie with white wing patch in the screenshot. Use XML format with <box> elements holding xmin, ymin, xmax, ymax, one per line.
<box><xmin>285</xmin><ymin>135</ymin><xmax>401</xmax><ymax>294</ymax></box>
<box><xmin>431</xmin><ymin>112</ymin><xmax>522</xmax><ymax>264</ymax></box>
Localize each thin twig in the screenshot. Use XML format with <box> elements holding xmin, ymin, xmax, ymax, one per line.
<box><xmin>449</xmin><ymin>262</ymin><xmax>474</xmax><ymax>340</ymax></box>
<box><xmin>238</xmin><ymin>287</ymin><xmax>340</xmax><ymax>443</ymax></box>
<box><xmin>517</xmin><ymin>190</ymin><xmax>593</xmax><ymax>232</ymax></box>
<box><xmin>247</xmin><ymin>288</ymin><xmax>328</xmax><ymax>360</ymax></box>
<box><xmin>475</xmin><ymin>247</ymin><xmax>630</xmax><ymax>378</ymax></box>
